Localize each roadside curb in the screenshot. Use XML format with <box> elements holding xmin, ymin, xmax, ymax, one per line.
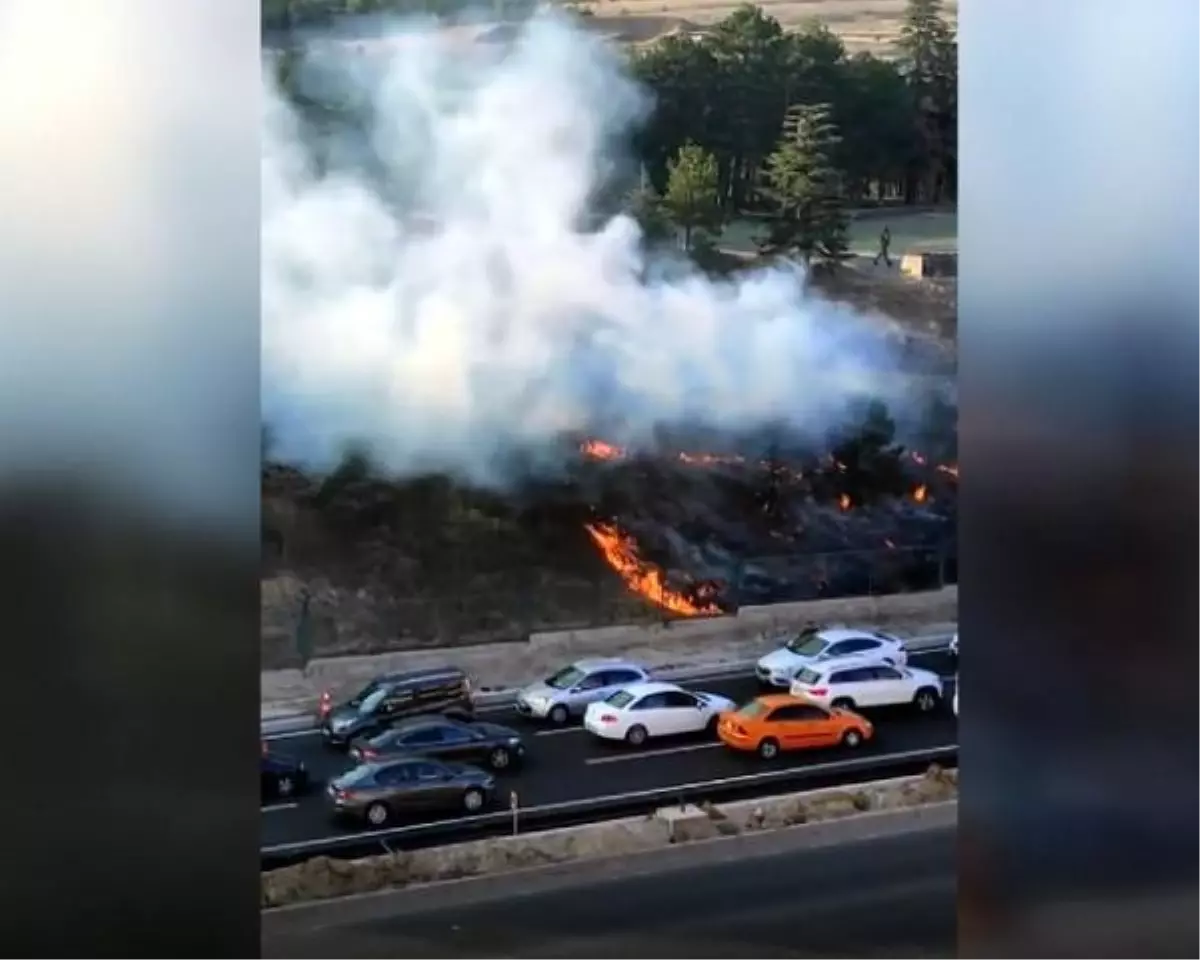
<box><xmin>263</xmin><ymin>800</ymin><xmax>957</xmax><ymax>928</ymax></box>
<box><xmin>261</xmin><ymin>630</ymin><xmax>954</xmax><ymax>737</ymax></box>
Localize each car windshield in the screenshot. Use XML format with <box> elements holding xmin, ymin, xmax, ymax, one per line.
<box><xmin>794</xmin><ymin>667</ymin><xmax>823</xmax><ymax>686</ymax></box>
<box><xmin>736</xmin><ymin>700</ymin><xmax>768</xmax><ymax>718</ymax></box>
<box><xmin>349</xmin><ymin>679</ymin><xmax>383</xmax><ymax>705</ymax></box>
<box><xmin>605</xmin><ymin>689</ymin><xmax>636</xmax><ymax>709</ymax></box>
<box><xmin>359</xmin><ymin>688</ymin><xmax>388</xmax><ymax>714</ymax></box>
<box><xmin>785</xmin><ymin>629</ymin><xmax>828</xmax><ymax>656</ymax></box>
<box><xmin>340</xmin><ymin>764</ymin><xmax>378</xmax><ymax>785</ymax></box>
<box><xmin>545</xmin><ymin>666</ymin><xmax>585</xmax><ymax>690</ymax></box>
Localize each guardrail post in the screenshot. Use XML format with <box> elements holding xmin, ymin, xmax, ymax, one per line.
<box><xmin>510</xmin><ymin>790</ymin><xmax>519</xmax><ymax>837</ymax></box>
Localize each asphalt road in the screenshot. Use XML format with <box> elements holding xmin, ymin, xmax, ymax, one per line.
<box><xmin>262</xmin><ymin>817</ymin><xmax>957</xmax><ymax>958</ymax></box>
<box><xmin>262</xmin><ymin>651</ymin><xmax>957</xmax><ymax>852</ymax></box>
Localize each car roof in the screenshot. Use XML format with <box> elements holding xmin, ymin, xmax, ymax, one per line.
<box><xmin>752</xmin><ymin>693</ymin><xmax>811</xmax><ymax>708</ymax></box>
<box><xmin>571</xmin><ymin>657</ymin><xmax>646</xmax><ymax>671</ymax></box>
<box><xmin>375</xmin><ymin>666</ymin><xmax>467</xmax><ymax>686</ymax></box>
<box><xmin>614</xmin><ymin>680</ymin><xmax>682</xmax><ymax>698</ymax></box>
<box><xmin>814</xmin><ymin>627</ymin><xmax>895</xmax><ymax>643</ymax></box>
<box><xmin>384</xmin><ymin>714</ymin><xmax>463</xmax><ymax>734</ymax></box>
<box><xmin>361</xmin><ymin>752</ymin><xmax>439</xmax><ymax>769</ymax></box>
<box><xmin>798</xmin><ymin>655</ymin><xmax>907</xmax><ymax>677</ymax></box>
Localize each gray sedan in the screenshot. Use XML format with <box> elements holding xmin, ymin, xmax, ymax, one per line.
<box><xmin>514</xmin><ymin>658</ymin><xmax>651</xmax><ymax>724</ymax></box>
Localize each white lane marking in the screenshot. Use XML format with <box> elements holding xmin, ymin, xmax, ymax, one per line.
<box><xmin>262</xmin><ymin>743</ymin><xmax>957</xmax><ymax>855</ymax></box>
<box><xmin>585</xmin><ymin>742</ymin><xmax>722</xmax><ymax>765</ymax></box>
<box><xmin>534</xmin><ymin>726</ymin><xmax>582</xmax><ymax>737</ymax></box>
<box><xmin>261</xmin><ymin>802</ymin><xmax>300</xmax><ymax>814</ymax></box>
<box><xmin>263</xmin><ymin>729</ymin><xmax>321</xmax><ymax>742</ymax></box>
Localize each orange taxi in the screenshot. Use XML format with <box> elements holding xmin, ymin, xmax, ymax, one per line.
<box><xmin>717</xmin><ymin>693</ymin><xmax>874</xmax><ymax>760</ymax></box>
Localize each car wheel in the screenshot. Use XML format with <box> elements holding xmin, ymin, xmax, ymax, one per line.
<box><xmin>548</xmin><ymin>704</ymin><xmax>569</xmax><ymax>725</ymax></box>
<box><xmin>365</xmin><ymin>802</ymin><xmax>390</xmax><ymax>827</ymax></box>
<box><xmin>275</xmin><ymin>775</ymin><xmax>295</xmax><ymax>798</ymax></box>
<box><xmin>831</xmin><ymin>697</ymin><xmax>856</xmax><ymax>710</ymax></box>
<box><xmin>488</xmin><ymin>746</ymin><xmax>511</xmax><ymax>770</ymax></box>
<box><xmin>914</xmin><ymin>687</ymin><xmax>940</xmax><ymax>712</ymax></box>
<box><xmin>625</xmin><ymin>725</ymin><xmax>648</xmax><ymax>747</ymax></box>
<box><xmin>758</xmin><ymin>738</ymin><xmax>780</xmax><ymax>760</ymax></box>
<box><xmin>842</xmin><ymin>728</ymin><xmax>864</xmax><ymax>749</ymax></box>
<box><xmin>463</xmin><ymin>788</ymin><xmax>486</xmax><ymax>813</ymax></box>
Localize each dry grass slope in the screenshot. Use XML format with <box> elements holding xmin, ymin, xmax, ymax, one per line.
<box><xmin>572</xmin><ymin>0</ymin><xmax>958</xmax><ymax>56</ymax></box>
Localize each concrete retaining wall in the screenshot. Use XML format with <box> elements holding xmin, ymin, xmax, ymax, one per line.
<box><xmin>529</xmin><ymin>586</ymin><xmax>958</xmax><ymax>653</ymax></box>
<box><xmin>261</xmin><ymin>765</ymin><xmax>958</xmax><ymax>908</ymax></box>
<box><xmin>262</xmin><ymin>587</ymin><xmax>958</xmax><ymax>716</ymax></box>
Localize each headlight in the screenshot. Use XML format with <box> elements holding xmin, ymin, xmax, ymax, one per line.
<box><xmin>507</xmin><ymin>736</ymin><xmax>521</xmax><ymax>746</ymax></box>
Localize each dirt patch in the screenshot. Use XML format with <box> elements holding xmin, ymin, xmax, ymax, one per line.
<box><xmin>813</xmin><ymin>260</ymin><xmax>958</xmax><ymax>343</ymax></box>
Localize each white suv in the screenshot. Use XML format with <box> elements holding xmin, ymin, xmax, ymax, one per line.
<box><xmin>790</xmin><ymin>656</ymin><xmax>944</xmax><ymax>713</ymax></box>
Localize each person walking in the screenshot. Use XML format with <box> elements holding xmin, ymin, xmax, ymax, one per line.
<box><xmin>873</xmin><ymin>225</ymin><xmax>892</xmax><ymax>267</ymax></box>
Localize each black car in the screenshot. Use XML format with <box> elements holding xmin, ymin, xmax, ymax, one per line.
<box><xmin>261</xmin><ymin>746</ymin><xmax>308</xmax><ymax>802</ymax></box>
<box><xmin>319</xmin><ymin>666</ymin><xmax>475</xmax><ymax>748</ymax></box>
<box><xmin>349</xmin><ymin>715</ymin><xmax>525</xmax><ymax>771</ymax></box>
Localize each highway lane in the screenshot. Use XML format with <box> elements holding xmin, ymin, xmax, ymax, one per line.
<box><xmin>262</xmin><ymin>817</ymin><xmax>956</xmax><ymax>958</ymax></box>
<box><xmin>262</xmin><ymin>651</ymin><xmax>957</xmax><ymax>850</ymax></box>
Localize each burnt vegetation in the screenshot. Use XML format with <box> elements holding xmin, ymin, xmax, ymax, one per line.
<box><xmin>261</xmin><ymin>393</ymin><xmax>957</xmax><ymax>667</ymax></box>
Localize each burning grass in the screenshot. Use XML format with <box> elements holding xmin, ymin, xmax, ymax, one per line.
<box><xmin>261</xmin><ymin>402</ymin><xmax>956</xmax><ymax>667</ymax></box>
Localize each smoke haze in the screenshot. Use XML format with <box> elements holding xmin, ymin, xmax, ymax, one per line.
<box><xmin>261</xmin><ymin>10</ymin><xmax>909</xmax><ymax>482</ymax></box>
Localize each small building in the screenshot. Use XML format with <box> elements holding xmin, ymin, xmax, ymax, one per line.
<box><xmin>900</xmin><ymin>250</ymin><xmax>957</xmax><ymax>279</ymax></box>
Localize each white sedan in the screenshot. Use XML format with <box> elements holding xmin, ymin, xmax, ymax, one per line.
<box><xmin>583</xmin><ymin>682</ymin><xmax>737</xmax><ymax>746</ymax></box>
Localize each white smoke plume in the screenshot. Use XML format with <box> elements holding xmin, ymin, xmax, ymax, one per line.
<box><xmin>262</xmin><ymin>9</ymin><xmax>906</xmax><ymax>482</ymax></box>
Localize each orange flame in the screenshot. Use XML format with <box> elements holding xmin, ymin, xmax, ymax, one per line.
<box><xmin>913</xmin><ymin>484</ymin><xmax>928</xmax><ymax>503</ymax></box>
<box><xmin>838</xmin><ymin>493</ymin><xmax>852</xmax><ymax>511</ymax></box>
<box><xmin>584</xmin><ymin>522</ymin><xmax>720</xmax><ymax>616</ymax></box>
<box><xmin>580</xmin><ymin>439</ymin><xmax>626</xmax><ymax>461</ymax></box>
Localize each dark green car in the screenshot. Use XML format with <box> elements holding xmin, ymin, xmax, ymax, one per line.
<box><xmin>326</xmin><ymin>755</ymin><xmax>496</xmax><ymax>828</ymax></box>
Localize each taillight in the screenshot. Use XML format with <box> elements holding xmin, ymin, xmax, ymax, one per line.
<box><xmin>318</xmin><ymin>691</ymin><xmax>332</xmax><ymax>716</ymax></box>
<box><xmin>807</xmin><ymin>687</ymin><xmax>828</xmax><ymax>697</ymax></box>
<box><xmin>362</xmin><ymin>748</ymin><xmax>377</xmax><ymax>759</ymax></box>
<box><xmin>598</xmin><ymin>714</ymin><xmax>618</xmax><ymax>724</ymax></box>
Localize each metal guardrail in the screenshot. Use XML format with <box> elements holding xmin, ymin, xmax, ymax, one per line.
<box><xmin>260</xmin><ymin>743</ymin><xmax>958</xmax><ymax>870</ymax></box>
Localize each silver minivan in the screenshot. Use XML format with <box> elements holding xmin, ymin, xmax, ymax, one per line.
<box><xmin>515</xmin><ymin>658</ymin><xmax>651</xmax><ymax>725</ymax></box>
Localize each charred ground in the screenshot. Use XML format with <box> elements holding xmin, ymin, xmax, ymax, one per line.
<box><xmin>262</xmin><ymin>381</ymin><xmax>957</xmax><ymax>668</ymax></box>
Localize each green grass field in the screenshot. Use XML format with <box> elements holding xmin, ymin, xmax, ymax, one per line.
<box><xmin>720</xmin><ymin>208</ymin><xmax>958</xmax><ymax>256</ymax></box>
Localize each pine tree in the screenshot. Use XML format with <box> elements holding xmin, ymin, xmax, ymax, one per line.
<box><xmin>625</xmin><ymin>182</ymin><xmax>674</xmax><ymax>248</ymax></box>
<box><xmin>662</xmin><ymin>141</ymin><xmax>723</xmax><ymax>253</ymax></box>
<box><xmin>757</xmin><ymin>103</ymin><xmax>850</xmax><ymax>267</ymax></box>
<box><xmin>897</xmin><ymin>0</ymin><xmax>957</xmax><ymax>202</ymax></box>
